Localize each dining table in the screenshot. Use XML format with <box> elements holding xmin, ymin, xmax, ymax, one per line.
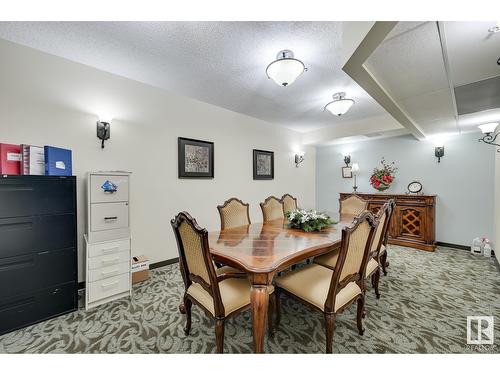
<box><xmin>208</xmin><ymin>214</ymin><xmax>355</xmax><ymax>353</ymax></box>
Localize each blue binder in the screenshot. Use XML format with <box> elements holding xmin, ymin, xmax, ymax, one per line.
<box><xmin>44</xmin><ymin>146</ymin><xmax>72</xmax><ymax>176</ymax></box>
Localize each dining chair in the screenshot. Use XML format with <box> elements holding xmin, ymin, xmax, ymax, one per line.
<box><xmin>379</xmin><ymin>199</ymin><xmax>396</xmax><ymax>275</ymax></box>
<box><xmin>171</xmin><ymin>211</ymin><xmax>275</xmax><ymax>353</ymax></box>
<box><xmin>275</xmin><ymin>211</ymin><xmax>377</xmax><ymax>353</ymax></box>
<box><xmin>314</xmin><ymin>201</ymin><xmax>392</xmax><ymax>298</ymax></box>
<box><xmin>260</xmin><ymin>196</ymin><xmax>284</xmax><ymax>221</ymax></box>
<box><xmin>281</xmin><ymin>193</ymin><xmax>298</xmax><ymax>214</ymax></box>
<box><xmin>217</xmin><ymin>197</ymin><xmax>251</xmax><ymax>230</ymax></box>
<box><xmin>339</xmin><ymin>194</ymin><xmax>368</xmax><ymax>216</ymax></box>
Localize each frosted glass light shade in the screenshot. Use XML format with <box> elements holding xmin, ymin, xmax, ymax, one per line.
<box><xmin>351</xmin><ymin>163</ymin><xmax>360</xmax><ymax>173</ymax></box>
<box><xmin>266</xmin><ymin>50</ymin><xmax>306</xmax><ymax>87</ymax></box>
<box><xmin>478</xmin><ymin>122</ymin><xmax>499</xmax><ymax>134</ymax></box>
<box><xmin>325</xmin><ymin>92</ymin><xmax>355</xmax><ymax>116</ymax></box>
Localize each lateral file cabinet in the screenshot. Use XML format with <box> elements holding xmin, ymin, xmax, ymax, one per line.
<box><xmin>0</xmin><ymin>175</ymin><xmax>77</xmax><ymax>335</ymax></box>
<box><xmin>85</xmin><ymin>172</ymin><xmax>131</xmax><ymax>310</ymax></box>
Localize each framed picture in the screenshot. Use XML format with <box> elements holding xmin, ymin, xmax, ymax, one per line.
<box><xmin>342</xmin><ymin>166</ymin><xmax>352</xmax><ymax>178</ymax></box>
<box><xmin>178</xmin><ymin>137</ymin><xmax>214</xmax><ymax>178</ymax></box>
<box><xmin>253</xmin><ymin>149</ymin><xmax>274</xmax><ymax>180</ymax></box>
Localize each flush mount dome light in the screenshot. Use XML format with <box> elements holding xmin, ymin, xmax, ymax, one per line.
<box><xmin>325</xmin><ymin>92</ymin><xmax>355</xmax><ymax>116</ymax></box>
<box><xmin>266</xmin><ymin>50</ymin><xmax>307</xmax><ymax>87</ymax></box>
<box><xmin>488</xmin><ymin>21</ymin><xmax>500</xmax><ymax>33</ymax></box>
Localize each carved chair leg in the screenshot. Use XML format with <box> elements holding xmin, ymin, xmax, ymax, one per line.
<box><xmin>356</xmin><ymin>295</ymin><xmax>365</xmax><ymax>336</ymax></box>
<box><xmin>268</xmin><ymin>292</ymin><xmax>276</xmax><ymax>337</ymax></box>
<box><xmin>324</xmin><ymin>313</ymin><xmax>336</xmax><ymax>354</ymax></box>
<box><xmin>215</xmin><ymin>318</ymin><xmax>225</xmax><ymax>354</ymax></box>
<box><xmin>275</xmin><ymin>288</ymin><xmax>282</xmax><ymax>328</ymax></box>
<box><xmin>373</xmin><ymin>269</ymin><xmax>381</xmax><ymax>299</ymax></box>
<box><xmin>183</xmin><ymin>297</ymin><xmax>192</xmax><ymax>335</ymax></box>
<box><xmin>380</xmin><ymin>252</ymin><xmax>389</xmax><ymax>275</ymax></box>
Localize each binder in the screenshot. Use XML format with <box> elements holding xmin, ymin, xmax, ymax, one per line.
<box><xmin>0</xmin><ymin>143</ymin><xmax>21</xmax><ymax>175</ymax></box>
<box><xmin>21</xmin><ymin>144</ymin><xmax>30</xmax><ymax>175</ymax></box>
<box><xmin>44</xmin><ymin>146</ymin><xmax>72</xmax><ymax>176</ymax></box>
<box><xmin>21</xmin><ymin>145</ymin><xmax>45</xmax><ymax>175</ymax></box>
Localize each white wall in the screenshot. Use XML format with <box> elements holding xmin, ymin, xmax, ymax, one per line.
<box><xmin>316</xmin><ymin>133</ymin><xmax>495</xmax><ymax>247</ymax></box>
<box><xmin>495</xmin><ymin>151</ymin><xmax>500</xmax><ymax>264</ymax></box>
<box><xmin>0</xmin><ymin>39</ymin><xmax>316</xmax><ymax>281</ymax></box>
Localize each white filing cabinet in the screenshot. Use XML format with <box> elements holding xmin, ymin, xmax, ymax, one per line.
<box><xmin>85</xmin><ymin>171</ymin><xmax>132</xmax><ymax>310</ymax></box>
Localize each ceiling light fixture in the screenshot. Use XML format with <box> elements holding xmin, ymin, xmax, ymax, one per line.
<box><xmin>266</xmin><ymin>50</ymin><xmax>307</xmax><ymax>87</ymax></box>
<box><xmin>478</xmin><ymin>122</ymin><xmax>500</xmax><ymax>152</ymax></box>
<box><xmin>324</xmin><ymin>92</ymin><xmax>355</xmax><ymax>116</ymax></box>
<box><xmin>488</xmin><ymin>21</ymin><xmax>500</xmax><ymax>33</ymax></box>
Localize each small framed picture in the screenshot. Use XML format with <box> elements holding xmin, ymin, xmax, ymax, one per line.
<box><xmin>342</xmin><ymin>166</ymin><xmax>352</xmax><ymax>178</ymax></box>
<box><xmin>253</xmin><ymin>149</ymin><xmax>274</xmax><ymax>180</ymax></box>
<box><xmin>178</xmin><ymin>137</ymin><xmax>214</xmax><ymax>178</ymax></box>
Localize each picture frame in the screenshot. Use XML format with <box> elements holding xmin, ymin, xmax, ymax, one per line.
<box><xmin>253</xmin><ymin>149</ymin><xmax>274</xmax><ymax>180</ymax></box>
<box><xmin>342</xmin><ymin>166</ymin><xmax>352</xmax><ymax>178</ymax></box>
<box><xmin>178</xmin><ymin>137</ymin><xmax>214</xmax><ymax>179</ymax></box>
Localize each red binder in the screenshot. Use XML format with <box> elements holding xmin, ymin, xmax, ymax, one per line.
<box><xmin>0</xmin><ymin>143</ymin><xmax>21</xmax><ymax>175</ymax></box>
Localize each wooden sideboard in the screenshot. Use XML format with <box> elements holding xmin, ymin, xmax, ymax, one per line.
<box><xmin>339</xmin><ymin>192</ymin><xmax>436</xmax><ymax>251</ymax></box>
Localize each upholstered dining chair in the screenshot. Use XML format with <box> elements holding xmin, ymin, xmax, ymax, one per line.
<box><xmin>339</xmin><ymin>194</ymin><xmax>368</xmax><ymax>216</ymax></box>
<box><xmin>314</xmin><ymin>201</ymin><xmax>393</xmax><ymax>298</ymax></box>
<box><xmin>217</xmin><ymin>197</ymin><xmax>251</xmax><ymax>230</ymax></box>
<box><xmin>379</xmin><ymin>199</ymin><xmax>396</xmax><ymax>275</ymax></box>
<box><xmin>171</xmin><ymin>212</ymin><xmax>275</xmax><ymax>353</ymax></box>
<box><xmin>275</xmin><ymin>211</ymin><xmax>377</xmax><ymax>353</ymax></box>
<box><xmin>260</xmin><ymin>196</ymin><xmax>284</xmax><ymax>222</ymax></box>
<box><xmin>281</xmin><ymin>193</ymin><xmax>298</xmax><ymax>214</ymax></box>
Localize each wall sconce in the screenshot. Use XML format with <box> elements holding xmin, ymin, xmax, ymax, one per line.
<box><xmin>434</xmin><ymin>146</ymin><xmax>444</xmax><ymax>163</ymax></box>
<box><xmin>97</xmin><ymin>120</ymin><xmax>111</xmax><ymax>149</ymax></box>
<box><xmin>344</xmin><ymin>154</ymin><xmax>351</xmax><ymax>167</ymax></box>
<box><xmin>351</xmin><ymin>163</ymin><xmax>360</xmax><ymax>192</ymax></box>
<box><xmin>478</xmin><ymin>122</ymin><xmax>500</xmax><ymax>152</ymax></box>
<box><xmin>295</xmin><ymin>152</ymin><xmax>305</xmax><ymax>168</ymax></box>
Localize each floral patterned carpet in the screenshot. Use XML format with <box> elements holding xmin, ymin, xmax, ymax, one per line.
<box><xmin>1</xmin><ymin>246</ymin><xmax>499</xmax><ymax>354</ymax></box>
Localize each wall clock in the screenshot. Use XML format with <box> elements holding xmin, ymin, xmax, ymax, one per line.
<box><xmin>407</xmin><ymin>180</ymin><xmax>423</xmax><ymax>195</ymax></box>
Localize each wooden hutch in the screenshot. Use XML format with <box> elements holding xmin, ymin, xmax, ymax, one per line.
<box><xmin>340</xmin><ymin>192</ymin><xmax>436</xmax><ymax>251</ymax></box>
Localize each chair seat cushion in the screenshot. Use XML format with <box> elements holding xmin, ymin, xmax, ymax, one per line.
<box><xmin>276</xmin><ymin>264</ymin><xmax>361</xmax><ymax>312</ymax></box>
<box><xmin>313</xmin><ymin>248</ymin><xmax>340</xmax><ymax>269</ymax></box>
<box><xmin>187</xmin><ymin>272</ymin><xmax>274</xmax><ymax>317</ymax></box>
<box><xmin>366</xmin><ymin>258</ymin><xmax>379</xmax><ymax>276</ymax></box>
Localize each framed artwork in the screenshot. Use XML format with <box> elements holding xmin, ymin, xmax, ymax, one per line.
<box><xmin>253</xmin><ymin>149</ymin><xmax>274</xmax><ymax>180</ymax></box>
<box><xmin>178</xmin><ymin>137</ymin><xmax>214</xmax><ymax>178</ymax></box>
<box><xmin>342</xmin><ymin>166</ymin><xmax>352</xmax><ymax>178</ymax></box>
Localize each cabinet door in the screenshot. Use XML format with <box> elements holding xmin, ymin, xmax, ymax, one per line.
<box><xmin>393</xmin><ymin>206</ymin><xmax>427</xmax><ymax>243</ymax></box>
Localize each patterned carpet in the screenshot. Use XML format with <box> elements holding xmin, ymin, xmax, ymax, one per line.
<box><xmin>0</xmin><ymin>245</ymin><xmax>499</xmax><ymax>354</ymax></box>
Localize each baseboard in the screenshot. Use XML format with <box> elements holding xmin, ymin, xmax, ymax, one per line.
<box><xmin>436</xmin><ymin>241</ymin><xmax>470</xmax><ymax>251</ymax></box>
<box><xmin>77</xmin><ymin>257</ymin><xmax>179</xmax><ymax>291</ymax></box>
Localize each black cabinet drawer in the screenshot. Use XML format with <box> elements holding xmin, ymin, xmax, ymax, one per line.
<box><xmin>0</xmin><ymin>282</ymin><xmax>77</xmax><ymax>335</ymax></box>
<box><xmin>0</xmin><ymin>248</ymin><xmax>76</xmax><ymax>299</ymax></box>
<box><xmin>0</xmin><ymin>214</ymin><xmax>76</xmax><ymax>258</ymax></box>
<box><xmin>0</xmin><ymin>176</ymin><xmax>76</xmax><ymax>218</ymax></box>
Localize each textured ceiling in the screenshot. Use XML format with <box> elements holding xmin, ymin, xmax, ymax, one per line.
<box><xmin>0</xmin><ymin>21</ymin><xmax>387</xmax><ymax>133</ymax></box>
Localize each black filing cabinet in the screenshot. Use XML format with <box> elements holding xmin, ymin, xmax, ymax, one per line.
<box><xmin>0</xmin><ymin>175</ymin><xmax>78</xmax><ymax>335</ymax></box>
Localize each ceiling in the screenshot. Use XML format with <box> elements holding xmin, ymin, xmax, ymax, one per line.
<box><xmin>0</xmin><ymin>21</ymin><xmax>387</xmax><ymax>133</ymax></box>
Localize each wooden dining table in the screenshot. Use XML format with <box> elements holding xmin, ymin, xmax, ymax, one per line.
<box><xmin>208</xmin><ymin>215</ymin><xmax>355</xmax><ymax>353</ymax></box>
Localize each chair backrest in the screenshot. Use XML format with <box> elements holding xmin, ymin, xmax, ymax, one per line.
<box><xmin>340</xmin><ymin>195</ymin><xmax>368</xmax><ymax>216</ymax></box>
<box><xmin>383</xmin><ymin>199</ymin><xmax>396</xmax><ymax>246</ymax></box>
<box><xmin>370</xmin><ymin>201</ymin><xmax>392</xmax><ymax>257</ymax></box>
<box><xmin>260</xmin><ymin>196</ymin><xmax>284</xmax><ymax>221</ymax></box>
<box><xmin>281</xmin><ymin>193</ymin><xmax>298</xmax><ymax>214</ymax></box>
<box><xmin>217</xmin><ymin>197</ymin><xmax>251</xmax><ymax>230</ymax></box>
<box><xmin>324</xmin><ymin>211</ymin><xmax>377</xmax><ymax>313</ymax></box>
<box><xmin>171</xmin><ymin>212</ymin><xmax>224</xmax><ymax>317</ymax></box>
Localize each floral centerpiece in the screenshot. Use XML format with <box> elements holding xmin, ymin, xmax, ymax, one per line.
<box><xmin>370</xmin><ymin>157</ymin><xmax>398</xmax><ymax>191</ymax></box>
<box><xmin>285</xmin><ymin>209</ymin><xmax>335</xmax><ymax>232</ymax></box>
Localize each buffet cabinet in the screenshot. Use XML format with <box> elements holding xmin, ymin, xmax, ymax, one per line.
<box><xmin>340</xmin><ymin>192</ymin><xmax>436</xmax><ymax>251</ymax></box>
<box><xmin>0</xmin><ymin>175</ymin><xmax>78</xmax><ymax>335</ymax></box>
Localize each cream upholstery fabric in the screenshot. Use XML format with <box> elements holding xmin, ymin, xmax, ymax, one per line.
<box><xmin>218</xmin><ymin>199</ymin><xmax>250</xmax><ymax>229</ymax></box>
<box><xmin>379</xmin><ymin>244</ymin><xmax>386</xmax><ymax>254</ymax></box>
<box><xmin>179</xmin><ymin>221</ymin><xmax>211</xmax><ymax>285</ymax></box>
<box><xmin>282</xmin><ymin>195</ymin><xmax>297</xmax><ymax>213</ymax></box>
<box><xmin>277</xmin><ymin>264</ymin><xmax>361</xmax><ymax>312</ymax></box>
<box><xmin>371</xmin><ymin>212</ymin><xmax>386</xmax><ymax>253</ymax></box>
<box><xmin>188</xmin><ymin>268</ymin><xmax>274</xmax><ymax>317</ymax></box>
<box><xmin>340</xmin><ymin>220</ymin><xmax>371</xmax><ymax>281</ymax></box>
<box><xmin>261</xmin><ymin>197</ymin><xmax>284</xmax><ymax>221</ymax></box>
<box><xmin>313</xmin><ymin>248</ymin><xmax>340</xmax><ymax>269</ymax></box>
<box><xmin>340</xmin><ymin>196</ymin><xmax>368</xmax><ymax>216</ymax></box>
<box><xmin>366</xmin><ymin>258</ymin><xmax>379</xmax><ymax>276</ymax></box>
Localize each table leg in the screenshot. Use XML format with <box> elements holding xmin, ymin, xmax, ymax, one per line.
<box><xmin>250</xmin><ymin>284</ymin><xmax>269</xmax><ymax>353</ymax></box>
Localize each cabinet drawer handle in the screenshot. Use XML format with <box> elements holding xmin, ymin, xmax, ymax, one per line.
<box><xmin>101</xmin><ymin>257</ymin><xmax>120</xmax><ymax>265</ymax></box>
<box><xmin>101</xmin><ymin>246</ymin><xmax>120</xmax><ymax>253</ymax></box>
<box><xmin>101</xmin><ymin>267</ymin><xmax>119</xmax><ymax>275</ymax></box>
<box><xmin>104</xmin><ymin>216</ymin><xmax>118</xmax><ymax>221</ymax></box>
<box><xmin>101</xmin><ymin>280</ymin><xmax>119</xmax><ymax>289</ymax></box>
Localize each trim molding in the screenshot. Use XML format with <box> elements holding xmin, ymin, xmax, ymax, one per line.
<box><xmin>436</xmin><ymin>241</ymin><xmax>470</xmax><ymax>251</ymax></box>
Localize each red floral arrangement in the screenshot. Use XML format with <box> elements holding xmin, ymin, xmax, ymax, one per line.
<box><xmin>370</xmin><ymin>157</ymin><xmax>398</xmax><ymax>191</ymax></box>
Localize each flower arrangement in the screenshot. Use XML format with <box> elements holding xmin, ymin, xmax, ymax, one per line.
<box><xmin>285</xmin><ymin>209</ymin><xmax>335</xmax><ymax>232</ymax></box>
<box><xmin>370</xmin><ymin>157</ymin><xmax>398</xmax><ymax>191</ymax></box>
